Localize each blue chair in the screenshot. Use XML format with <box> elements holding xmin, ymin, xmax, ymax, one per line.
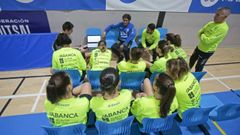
<box><xmin>149</xmin><ymin>72</ymin><xmax>160</xmax><ymax>85</ymax></box>
<box><xmin>120</xmin><ymin>72</ymin><xmax>146</xmax><ymax>91</ymax></box>
<box><xmin>180</xmin><ymin>107</ymin><xmax>216</xmax><ymax>135</ymax></box>
<box><xmin>86</xmin><ymin>27</ymin><xmax>101</xmax><ymax>36</ymax></box>
<box><xmin>42</xmin><ymin>124</ymin><xmax>86</xmax><ymax>135</ymax></box>
<box><xmin>157</xmin><ymin>28</ymin><xmax>168</xmax><ymax>41</ymax></box>
<box><xmin>209</xmin><ymin>103</ymin><xmax>240</xmax><ymax>121</ymax></box>
<box><xmin>53</xmin><ymin>69</ymin><xmax>82</xmax><ymax>88</ymax></box>
<box><xmin>106</xmin><ymin>29</ymin><xmax>119</xmax><ymax>48</ymax></box>
<box><xmin>140</xmin><ymin>113</ymin><xmax>180</xmax><ymax>135</ymax></box>
<box><xmin>87</xmin><ymin>70</ymin><xmax>102</xmax><ymax>91</ymax></box>
<box><xmin>181</xmin><ymin>107</ymin><xmax>215</xmax><ymax>126</ymax></box>
<box><xmin>191</xmin><ymin>71</ymin><xmax>207</xmax><ymax>82</ymax></box>
<box><xmin>95</xmin><ymin>116</ymin><xmax>134</xmax><ymax>135</ymax></box>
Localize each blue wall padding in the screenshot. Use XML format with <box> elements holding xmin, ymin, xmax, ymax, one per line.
<box><xmin>0</xmin><ymin>33</ymin><xmax>57</xmax><ymax>71</ymax></box>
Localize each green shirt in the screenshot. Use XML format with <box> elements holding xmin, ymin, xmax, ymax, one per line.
<box><xmin>198</xmin><ymin>21</ymin><xmax>229</xmax><ymax>53</ymax></box>
<box><xmin>117</xmin><ymin>60</ymin><xmax>146</xmax><ymax>73</ymax></box>
<box><xmin>131</xmin><ymin>96</ymin><xmax>178</xmax><ymax>123</ymax></box>
<box><xmin>90</xmin><ymin>90</ymin><xmax>132</xmax><ymax>123</ymax></box>
<box><xmin>52</xmin><ymin>47</ymin><xmax>86</xmax><ymax>75</ymax></box>
<box><xmin>150</xmin><ymin>54</ymin><xmax>172</xmax><ymax>73</ymax></box>
<box><xmin>44</xmin><ymin>97</ymin><xmax>90</xmax><ymax>127</ymax></box>
<box><xmin>89</xmin><ymin>48</ymin><xmax>112</xmax><ymax>70</ymax></box>
<box><xmin>174</xmin><ymin>72</ymin><xmax>201</xmax><ymax>117</ymax></box>
<box><xmin>141</xmin><ymin>29</ymin><xmax>160</xmax><ymax>50</ymax></box>
<box><xmin>170</xmin><ymin>44</ymin><xmax>188</xmax><ymax>62</ymax></box>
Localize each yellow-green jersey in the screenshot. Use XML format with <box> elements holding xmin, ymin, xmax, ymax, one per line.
<box><xmin>52</xmin><ymin>47</ymin><xmax>86</xmax><ymax>75</ymax></box>
<box><xmin>141</xmin><ymin>29</ymin><xmax>160</xmax><ymax>50</ymax></box>
<box><xmin>198</xmin><ymin>21</ymin><xmax>229</xmax><ymax>53</ymax></box>
<box><xmin>131</xmin><ymin>96</ymin><xmax>178</xmax><ymax>123</ymax></box>
<box><xmin>170</xmin><ymin>44</ymin><xmax>188</xmax><ymax>62</ymax></box>
<box><xmin>89</xmin><ymin>48</ymin><xmax>112</xmax><ymax>70</ymax></box>
<box><xmin>117</xmin><ymin>60</ymin><xmax>146</xmax><ymax>73</ymax></box>
<box><xmin>44</xmin><ymin>97</ymin><xmax>90</xmax><ymax>127</ymax></box>
<box><xmin>150</xmin><ymin>54</ymin><xmax>172</xmax><ymax>73</ymax></box>
<box><xmin>174</xmin><ymin>72</ymin><xmax>201</xmax><ymax>117</ymax></box>
<box><xmin>90</xmin><ymin>90</ymin><xmax>132</xmax><ymax>123</ymax></box>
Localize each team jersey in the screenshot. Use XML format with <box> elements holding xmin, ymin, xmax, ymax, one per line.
<box><xmin>141</xmin><ymin>29</ymin><xmax>160</xmax><ymax>50</ymax></box>
<box><xmin>170</xmin><ymin>44</ymin><xmax>188</xmax><ymax>62</ymax></box>
<box><xmin>174</xmin><ymin>72</ymin><xmax>201</xmax><ymax>117</ymax></box>
<box><xmin>131</xmin><ymin>96</ymin><xmax>178</xmax><ymax>123</ymax></box>
<box><xmin>90</xmin><ymin>90</ymin><xmax>132</xmax><ymax>123</ymax></box>
<box><xmin>150</xmin><ymin>54</ymin><xmax>172</xmax><ymax>73</ymax></box>
<box><xmin>52</xmin><ymin>47</ymin><xmax>86</xmax><ymax>75</ymax></box>
<box><xmin>105</xmin><ymin>22</ymin><xmax>136</xmax><ymax>46</ymax></box>
<box><xmin>89</xmin><ymin>48</ymin><xmax>112</xmax><ymax>70</ymax></box>
<box><xmin>117</xmin><ymin>60</ymin><xmax>146</xmax><ymax>73</ymax></box>
<box><xmin>44</xmin><ymin>97</ymin><xmax>90</xmax><ymax>127</ymax></box>
<box><xmin>198</xmin><ymin>21</ymin><xmax>229</xmax><ymax>53</ymax></box>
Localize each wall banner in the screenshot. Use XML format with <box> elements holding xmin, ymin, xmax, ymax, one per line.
<box><xmin>0</xmin><ymin>11</ymin><xmax>50</xmax><ymax>35</ymax></box>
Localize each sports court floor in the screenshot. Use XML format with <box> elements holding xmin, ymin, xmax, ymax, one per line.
<box><xmin>0</xmin><ymin>47</ymin><xmax>240</xmax><ymax>134</ymax></box>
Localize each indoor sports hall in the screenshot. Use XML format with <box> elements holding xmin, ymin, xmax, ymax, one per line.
<box><xmin>0</xmin><ymin>1</ymin><xmax>240</xmax><ymax>135</ymax></box>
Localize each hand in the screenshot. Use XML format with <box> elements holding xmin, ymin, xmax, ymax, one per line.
<box><xmin>120</xmin><ymin>44</ymin><xmax>124</xmax><ymax>51</ymax></box>
<box><xmin>136</xmin><ymin>93</ymin><xmax>147</xmax><ymax>98</ymax></box>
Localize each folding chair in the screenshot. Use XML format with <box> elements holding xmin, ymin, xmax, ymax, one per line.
<box><xmin>140</xmin><ymin>113</ymin><xmax>180</xmax><ymax>135</ymax></box>
<box><xmin>42</xmin><ymin>123</ymin><xmax>86</xmax><ymax>135</ymax></box>
<box><xmin>180</xmin><ymin>106</ymin><xmax>216</xmax><ymax>135</ymax></box>
<box><xmin>106</xmin><ymin>29</ymin><xmax>118</xmax><ymax>48</ymax></box>
<box><xmin>95</xmin><ymin>116</ymin><xmax>134</xmax><ymax>135</ymax></box>
<box><xmin>120</xmin><ymin>72</ymin><xmax>146</xmax><ymax>91</ymax></box>
<box><xmin>86</xmin><ymin>27</ymin><xmax>101</xmax><ymax>48</ymax></box>
<box><xmin>209</xmin><ymin>103</ymin><xmax>240</xmax><ymax>121</ymax></box>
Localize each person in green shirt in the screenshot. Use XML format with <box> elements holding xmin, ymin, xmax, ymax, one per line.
<box><xmin>89</xmin><ymin>40</ymin><xmax>112</xmax><ymax>70</ymax></box>
<box><xmin>51</xmin><ymin>33</ymin><xmax>87</xmax><ymax>77</ymax></box>
<box><xmin>131</xmin><ymin>73</ymin><xmax>178</xmax><ymax>123</ymax></box>
<box><xmin>189</xmin><ymin>7</ymin><xmax>231</xmax><ymax>72</ymax></box>
<box><xmin>140</xmin><ymin>23</ymin><xmax>160</xmax><ymax>61</ymax></box>
<box><xmin>117</xmin><ymin>47</ymin><xmax>146</xmax><ymax>73</ymax></box>
<box><xmin>147</xmin><ymin>40</ymin><xmax>173</xmax><ymax>74</ymax></box>
<box><xmin>166</xmin><ymin>57</ymin><xmax>201</xmax><ymax>119</ymax></box>
<box><xmin>45</xmin><ymin>71</ymin><xmax>92</xmax><ymax>127</ymax></box>
<box><xmin>90</xmin><ymin>67</ymin><xmax>132</xmax><ymax>123</ymax></box>
<box><xmin>166</xmin><ymin>33</ymin><xmax>188</xmax><ymax>62</ymax></box>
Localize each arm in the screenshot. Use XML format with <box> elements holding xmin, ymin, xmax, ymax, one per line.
<box><xmin>72</xmin><ymin>82</ymin><xmax>92</xmax><ymax>96</ymax></box>
<box><xmin>104</xmin><ymin>23</ymin><xmax>121</xmax><ymax>33</ymax></box>
<box><xmin>149</xmin><ymin>30</ymin><xmax>160</xmax><ymax>50</ymax></box>
<box><xmin>143</xmin><ymin>78</ymin><xmax>154</xmax><ymax>96</ymax></box>
<box><xmin>141</xmin><ymin>29</ymin><xmax>147</xmax><ymax>48</ymax></box>
<box><xmin>123</xmin><ymin>25</ymin><xmax>136</xmax><ymax>46</ymax></box>
<box><xmin>200</xmin><ymin>27</ymin><xmax>228</xmax><ymax>45</ymax></box>
<box><xmin>78</xmin><ymin>52</ymin><xmax>87</xmax><ymax>71</ymax></box>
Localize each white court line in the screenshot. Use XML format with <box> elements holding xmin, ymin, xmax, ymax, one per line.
<box><xmin>31</xmin><ymin>79</ymin><xmax>47</xmax><ymax>113</ymax></box>
<box><xmin>205</xmin><ymin>69</ymin><xmax>232</xmax><ymax>89</ymax></box>
<box><xmin>202</xmin><ymin>75</ymin><xmax>240</xmax><ymax>81</ymax></box>
<box><xmin>0</xmin><ymin>93</ymin><xmax>46</xmax><ymax>100</ymax></box>
<box><xmin>0</xmin><ymin>74</ymin><xmax>240</xmax><ymax>100</ymax></box>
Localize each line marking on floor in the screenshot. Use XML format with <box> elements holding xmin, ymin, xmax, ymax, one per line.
<box><xmin>205</xmin><ymin>69</ymin><xmax>232</xmax><ymax>90</ymax></box>
<box><xmin>212</xmin><ymin>120</ymin><xmax>227</xmax><ymax>135</ymax></box>
<box><xmin>0</xmin><ymin>74</ymin><xmax>239</xmax><ymax>100</ymax></box>
<box><xmin>31</xmin><ymin>80</ymin><xmax>47</xmax><ymax>113</ymax></box>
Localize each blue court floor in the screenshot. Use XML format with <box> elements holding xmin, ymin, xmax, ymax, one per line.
<box><xmin>0</xmin><ymin>90</ymin><xmax>239</xmax><ymax>135</ymax></box>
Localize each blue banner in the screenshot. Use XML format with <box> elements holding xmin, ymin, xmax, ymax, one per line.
<box><xmin>0</xmin><ymin>11</ymin><xmax>50</xmax><ymax>35</ymax></box>
<box><xmin>189</xmin><ymin>0</ymin><xmax>240</xmax><ymax>14</ymax></box>
<box><xmin>0</xmin><ymin>33</ymin><xmax>57</xmax><ymax>71</ymax></box>
<box><xmin>0</xmin><ymin>0</ymin><xmax>239</xmax><ymax>13</ymax></box>
<box><xmin>0</xmin><ymin>0</ymin><xmax>105</xmax><ymax>11</ymax></box>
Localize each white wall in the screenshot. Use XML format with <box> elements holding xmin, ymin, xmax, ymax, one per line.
<box><xmin>47</xmin><ymin>10</ymin><xmax>240</xmax><ymax>48</ymax></box>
